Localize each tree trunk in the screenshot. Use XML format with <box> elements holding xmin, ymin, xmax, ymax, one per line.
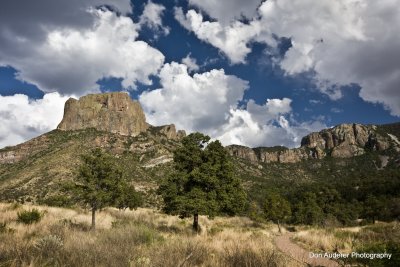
<box><xmin>91</xmin><ymin>207</ymin><xmax>96</xmax><ymax>230</ymax></box>
<box><xmin>193</xmin><ymin>213</ymin><xmax>199</xmax><ymax>233</ymax></box>
<box><xmin>277</xmin><ymin>220</ymin><xmax>282</xmax><ymax>233</ymax></box>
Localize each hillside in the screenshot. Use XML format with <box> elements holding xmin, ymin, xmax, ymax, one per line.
<box><xmin>0</xmin><ymin>92</ymin><xmax>400</xmax><ymax>225</ymax></box>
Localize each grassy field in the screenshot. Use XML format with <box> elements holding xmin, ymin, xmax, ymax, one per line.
<box><xmin>0</xmin><ymin>203</ymin><xmax>299</xmax><ymax>267</ymax></box>
<box><xmin>293</xmin><ymin>223</ymin><xmax>400</xmax><ymax>266</ymax></box>
<box><xmin>1</xmin><ymin>203</ymin><xmax>399</xmax><ymax>266</ymax></box>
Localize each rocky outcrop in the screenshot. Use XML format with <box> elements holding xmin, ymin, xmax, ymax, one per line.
<box><xmin>301</xmin><ymin>123</ymin><xmax>391</xmax><ymax>158</ymax></box>
<box><xmin>228</xmin><ymin>123</ymin><xmax>396</xmax><ymax>164</ymax></box>
<box><xmin>153</xmin><ymin>124</ymin><xmax>186</xmax><ymax>140</ymax></box>
<box><xmin>227</xmin><ymin>145</ymin><xmax>258</xmax><ymax>162</ymax></box>
<box><xmin>57</xmin><ymin>92</ymin><xmax>148</xmax><ymax>136</ymax></box>
<box><xmin>0</xmin><ymin>135</ymin><xmax>50</xmax><ymax>164</ymax></box>
<box><xmin>227</xmin><ymin>146</ymin><xmax>312</xmax><ymax>164</ymax></box>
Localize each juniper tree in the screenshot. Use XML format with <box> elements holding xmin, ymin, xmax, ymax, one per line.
<box><xmin>75</xmin><ymin>148</ymin><xmax>142</xmax><ymax>230</ymax></box>
<box><xmin>158</xmin><ymin>133</ymin><xmax>246</xmax><ymax>232</ymax></box>
<box><xmin>263</xmin><ymin>192</ymin><xmax>291</xmax><ymax>233</ymax></box>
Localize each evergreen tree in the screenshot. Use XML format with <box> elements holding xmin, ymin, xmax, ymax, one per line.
<box><xmin>75</xmin><ymin>148</ymin><xmax>142</xmax><ymax>230</ymax></box>
<box><xmin>263</xmin><ymin>192</ymin><xmax>291</xmax><ymax>232</ymax></box>
<box><xmin>158</xmin><ymin>133</ymin><xmax>246</xmax><ymax>232</ymax></box>
<box><xmin>363</xmin><ymin>195</ymin><xmax>385</xmax><ymax>223</ymax></box>
<box><xmin>293</xmin><ymin>192</ymin><xmax>324</xmax><ymax>225</ymax></box>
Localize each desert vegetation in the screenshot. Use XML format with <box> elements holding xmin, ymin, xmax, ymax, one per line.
<box><xmin>293</xmin><ymin>223</ymin><xmax>400</xmax><ymax>266</ymax></box>
<box><xmin>0</xmin><ymin>202</ymin><xmax>298</xmax><ymax>267</ymax></box>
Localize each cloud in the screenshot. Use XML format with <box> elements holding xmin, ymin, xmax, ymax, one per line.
<box><xmin>139</xmin><ymin>1</ymin><xmax>170</xmax><ymax>36</ymax></box>
<box><xmin>216</xmin><ymin>98</ymin><xmax>326</xmax><ymax>148</ymax></box>
<box><xmin>181</xmin><ymin>54</ymin><xmax>200</xmax><ymax>72</ymax></box>
<box><xmin>0</xmin><ymin>93</ymin><xmax>69</xmax><ymax>148</ymax></box>
<box><xmin>176</xmin><ymin>0</ymin><xmax>400</xmax><ymax>116</ymax></box>
<box><xmin>258</xmin><ymin>0</ymin><xmax>400</xmax><ymax>115</ymax></box>
<box><xmin>139</xmin><ymin>62</ymin><xmax>325</xmax><ymax>147</ymax></box>
<box><xmin>0</xmin><ymin>1</ymin><xmax>164</xmax><ymax>96</ymax></box>
<box><xmin>188</xmin><ymin>0</ymin><xmax>262</xmax><ymax>25</ymax></box>
<box><xmin>174</xmin><ymin>8</ymin><xmax>262</xmax><ymax>64</ymax></box>
<box><xmin>330</xmin><ymin>108</ymin><xmax>343</xmax><ymax>114</ymax></box>
<box><xmin>139</xmin><ymin>62</ymin><xmax>248</xmax><ymax>133</ymax></box>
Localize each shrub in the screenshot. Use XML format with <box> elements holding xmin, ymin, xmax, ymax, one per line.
<box><xmin>34</xmin><ymin>235</ymin><xmax>64</xmax><ymax>258</ymax></box>
<box><xmin>223</xmin><ymin>245</ymin><xmax>281</xmax><ymax>267</ymax></box>
<box><xmin>0</xmin><ymin>222</ymin><xmax>7</xmax><ymax>233</ymax></box>
<box><xmin>17</xmin><ymin>209</ymin><xmax>42</xmax><ymax>224</ymax></box>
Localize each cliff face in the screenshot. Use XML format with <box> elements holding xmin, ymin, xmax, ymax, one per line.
<box><xmin>57</xmin><ymin>92</ymin><xmax>148</xmax><ymax>136</ymax></box>
<box><xmin>227</xmin><ymin>123</ymin><xmax>397</xmax><ymax>163</ymax></box>
<box><xmin>300</xmin><ymin>124</ymin><xmax>390</xmax><ymax>157</ymax></box>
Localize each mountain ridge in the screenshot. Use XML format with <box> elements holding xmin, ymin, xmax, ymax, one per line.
<box><xmin>0</xmin><ymin>92</ymin><xmax>399</xmax><ymax>206</ymax></box>
<box><xmin>227</xmin><ymin>122</ymin><xmax>400</xmax><ymax>163</ymax></box>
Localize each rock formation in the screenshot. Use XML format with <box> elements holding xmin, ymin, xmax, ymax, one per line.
<box><xmin>227</xmin><ymin>123</ymin><xmax>396</xmax><ymax>163</ymax></box>
<box><xmin>152</xmin><ymin>124</ymin><xmax>186</xmax><ymax>140</ymax></box>
<box><xmin>57</xmin><ymin>92</ymin><xmax>148</xmax><ymax>136</ymax></box>
<box><xmin>300</xmin><ymin>123</ymin><xmax>390</xmax><ymax>156</ymax></box>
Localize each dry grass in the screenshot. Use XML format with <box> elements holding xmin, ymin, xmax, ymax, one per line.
<box><xmin>293</xmin><ymin>228</ymin><xmax>355</xmax><ymax>253</ymax></box>
<box><xmin>0</xmin><ymin>203</ymin><xmax>298</xmax><ymax>267</ymax></box>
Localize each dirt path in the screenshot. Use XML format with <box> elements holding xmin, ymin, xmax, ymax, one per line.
<box><xmin>274</xmin><ymin>233</ymin><xmax>340</xmax><ymax>267</ymax></box>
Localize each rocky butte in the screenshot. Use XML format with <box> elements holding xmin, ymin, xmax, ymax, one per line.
<box><xmin>57</xmin><ymin>92</ymin><xmax>149</xmax><ymax>136</ymax></box>
<box><xmin>0</xmin><ymin>92</ymin><xmax>186</xmax><ymax>164</ymax></box>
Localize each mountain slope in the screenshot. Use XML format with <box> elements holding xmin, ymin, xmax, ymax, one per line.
<box><xmin>0</xmin><ymin>92</ymin><xmax>399</xmax><ymax>224</ymax></box>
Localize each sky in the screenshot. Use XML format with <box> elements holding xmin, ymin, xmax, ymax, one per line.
<box><xmin>0</xmin><ymin>0</ymin><xmax>399</xmax><ymax>149</ymax></box>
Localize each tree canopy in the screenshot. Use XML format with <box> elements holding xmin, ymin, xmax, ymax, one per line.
<box><xmin>75</xmin><ymin>148</ymin><xmax>142</xmax><ymax>229</ymax></box>
<box><xmin>158</xmin><ymin>133</ymin><xmax>246</xmax><ymax>231</ymax></box>
<box><xmin>263</xmin><ymin>192</ymin><xmax>291</xmax><ymax>232</ymax></box>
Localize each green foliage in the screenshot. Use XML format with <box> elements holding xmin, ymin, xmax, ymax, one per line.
<box><xmin>363</xmin><ymin>195</ymin><xmax>387</xmax><ymax>223</ymax></box>
<box><xmin>158</xmin><ymin>133</ymin><xmax>247</xmax><ymax>229</ymax></box>
<box><xmin>74</xmin><ymin>148</ymin><xmax>142</xmax><ymax>228</ymax></box>
<box><xmin>75</xmin><ymin>148</ymin><xmax>142</xmax><ymax>210</ymax></box>
<box><xmin>17</xmin><ymin>209</ymin><xmax>42</xmax><ymax>224</ymax></box>
<box><xmin>39</xmin><ymin>194</ymin><xmax>73</xmax><ymax>208</ymax></box>
<box><xmin>293</xmin><ymin>192</ymin><xmax>324</xmax><ymax>225</ymax></box>
<box><xmin>263</xmin><ymin>192</ymin><xmax>291</xmax><ymax>224</ymax></box>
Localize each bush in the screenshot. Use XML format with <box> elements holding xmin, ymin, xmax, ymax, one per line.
<box><xmin>0</xmin><ymin>222</ymin><xmax>7</xmax><ymax>233</ymax></box>
<box><xmin>17</xmin><ymin>209</ymin><xmax>42</xmax><ymax>224</ymax></box>
<box><xmin>34</xmin><ymin>235</ymin><xmax>64</xmax><ymax>257</ymax></box>
<box><xmin>223</xmin><ymin>245</ymin><xmax>281</xmax><ymax>267</ymax></box>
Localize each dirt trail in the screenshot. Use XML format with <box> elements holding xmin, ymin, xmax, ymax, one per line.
<box><xmin>274</xmin><ymin>233</ymin><xmax>340</xmax><ymax>267</ymax></box>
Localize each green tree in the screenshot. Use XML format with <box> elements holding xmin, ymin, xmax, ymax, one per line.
<box><xmin>263</xmin><ymin>192</ymin><xmax>291</xmax><ymax>232</ymax></box>
<box><xmin>363</xmin><ymin>195</ymin><xmax>385</xmax><ymax>223</ymax></box>
<box><xmin>293</xmin><ymin>192</ymin><xmax>324</xmax><ymax>225</ymax></box>
<box><xmin>158</xmin><ymin>133</ymin><xmax>246</xmax><ymax>232</ymax></box>
<box><xmin>75</xmin><ymin>148</ymin><xmax>142</xmax><ymax>230</ymax></box>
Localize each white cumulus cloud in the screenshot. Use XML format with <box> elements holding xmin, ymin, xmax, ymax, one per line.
<box><xmin>139</xmin><ymin>62</ymin><xmax>325</xmax><ymax>147</ymax></box>
<box><xmin>176</xmin><ymin>0</ymin><xmax>400</xmax><ymax>116</ymax></box>
<box><xmin>139</xmin><ymin>0</ymin><xmax>170</xmax><ymax>36</ymax></box>
<box><xmin>188</xmin><ymin>0</ymin><xmax>262</xmax><ymax>25</ymax></box>
<box><xmin>175</xmin><ymin>8</ymin><xmax>262</xmax><ymax>64</ymax></box>
<box><xmin>181</xmin><ymin>54</ymin><xmax>200</xmax><ymax>72</ymax></box>
<box><xmin>139</xmin><ymin>62</ymin><xmax>248</xmax><ymax>133</ymax></box>
<box><xmin>0</xmin><ymin>1</ymin><xmax>165</xmax><ymax>96</ymax></box>
<box><xmin>0</xmin><ymin>93</ymin><xmax>70</xmax><ymax>148</ymax></box>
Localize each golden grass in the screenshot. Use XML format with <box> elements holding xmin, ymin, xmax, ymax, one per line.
<box><xmin>0</xmin><ymin>203</ymin><xmax>299</xmax><ymax>267</ymax></box>
<box><xmin>293</xmin><ymin>227</ymin><xmax>357</xmax><ymax>254</ymax></box>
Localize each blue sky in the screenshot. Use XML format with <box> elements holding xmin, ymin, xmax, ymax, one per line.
<box><xmin>0</xmin><ymin>0</ymin><xmax>399</xmax><ymax>148</ymax></box>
